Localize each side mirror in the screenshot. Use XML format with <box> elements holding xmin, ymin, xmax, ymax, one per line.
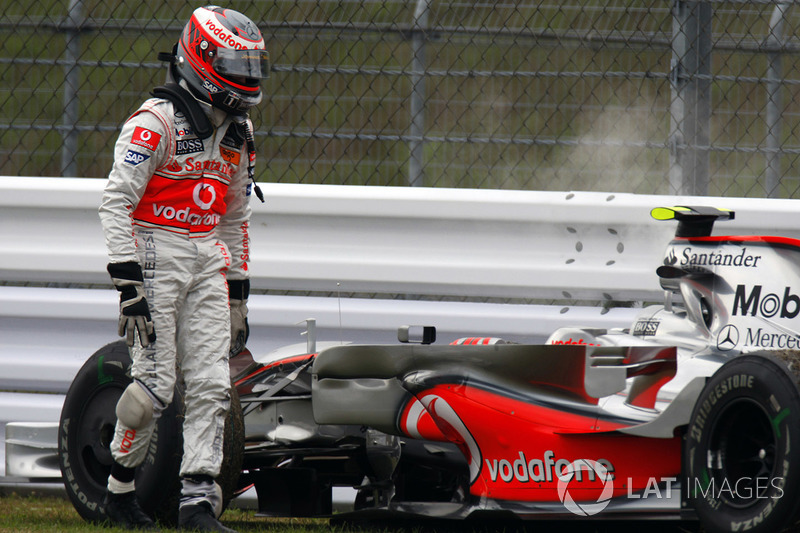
<box><xmin>398</xmin><ymin>325</ymin><xmax>436</xmax><ymax>345</ymax></box>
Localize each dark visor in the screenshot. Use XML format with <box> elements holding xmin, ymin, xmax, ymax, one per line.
<box><xmin>213</xmin><ymin>48</ymin><xmax>270</xmax><ymax>79</ymax></box>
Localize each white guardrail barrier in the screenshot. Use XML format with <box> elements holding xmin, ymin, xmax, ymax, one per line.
<box><xmin>2</xmin><ymin>175</ymin><xmax>800</xmax><ymax>485</ymax></box>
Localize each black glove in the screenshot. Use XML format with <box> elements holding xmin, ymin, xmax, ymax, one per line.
<box><xmin>107</xmin><ymin>261</ymin><xmax>157</xmax><ymax>347</ymax></box>
<box><xmin>228</xmin><ymin>279</ymin><xmax>250</xmax><ymax>356</ymax></box>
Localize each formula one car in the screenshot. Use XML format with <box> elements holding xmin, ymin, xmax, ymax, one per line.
<box><xmin>58</xmin><ymin>206</ymin><xmax>800</xmax><ymax>533</ymax></box>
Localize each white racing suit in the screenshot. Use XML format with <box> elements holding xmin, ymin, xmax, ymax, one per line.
<box><xmin>99</xmin><ymin>96</ymin><xmax>252</xmax><ymax>479</ymax></box>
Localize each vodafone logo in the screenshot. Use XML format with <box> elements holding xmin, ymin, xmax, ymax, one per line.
<box><xmin>193</xmin><ymin>183</ymin><xmax>216</xmax><ymax>210</ymax></box>
<box><xmin>556</xmin><ymin>459</ymin><xmax>614</xmax><ymax>516</ymax></box>
<box><xmin>407</xmin><ymin>394</ymin><xmax>482</xmax><ymax>483</ymax></box>
<box><xmin>203</xmin><ymin>18</ymin><xmax>259</xmax><ymax>50</ymax></box>
<box><xmin>131</xmin><ymin>126</ymin><xmax>161</xmax><ymax>151</ymax></box>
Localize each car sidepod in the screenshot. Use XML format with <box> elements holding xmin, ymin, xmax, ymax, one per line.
<box><xmin>312</xmin><ymin>342</ymin><xmax>691</xmax><ymax>519</ymax></box>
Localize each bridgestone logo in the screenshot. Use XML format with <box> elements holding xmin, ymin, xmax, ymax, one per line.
<box><xmin>689</xmin><ymin>373</ymin><xmax>755</xmax><ymax>443</ymax></box>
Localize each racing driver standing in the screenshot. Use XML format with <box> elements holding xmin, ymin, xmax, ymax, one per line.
<box><xmin>97</xmin><ymin>6</ymin><xmax>269</xmax><ymax>532</ymax></box>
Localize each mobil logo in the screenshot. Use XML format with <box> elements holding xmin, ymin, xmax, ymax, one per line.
<box><xmin>733</xmin><ymin>285</ymin><xmax>800</xmax><ymax>319</ymax></box>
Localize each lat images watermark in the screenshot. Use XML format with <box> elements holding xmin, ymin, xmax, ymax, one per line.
<box><xmin>556</xmin><ymin>460</ymin><xmax>785</xmax><ymax>517</ymax></box>
<box><xmin>556</xmin><ymin>459</ymin><xmax>614</xmax><ymax>516</ymax></box>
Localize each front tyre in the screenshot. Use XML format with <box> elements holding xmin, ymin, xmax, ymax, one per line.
<box><xmin>684</xmin><ymin>354</ymin><xmax>800</xmax><ymax>533</ymax></box>
<box><xmin>58</xmin><ymin>341</ymin><xmax>183</xmax><ymax>524</ymax></box>
<box><xmin>58</xmin><ymin>341</ymin><xmax>245</xmax><ymax>526</ymax></box>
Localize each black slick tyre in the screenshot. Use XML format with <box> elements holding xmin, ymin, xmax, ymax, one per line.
<box><xmin>684</xmin><ymin>353</ymin><xmax>800</xmax><ymax>533</ymax></box>
<box><xmin>59</xmin><ymin>341</ymin><xmax>182</xmax><ymax>524</ymax></box>
<box><xmin>58</xmin><ymin>340</ymin><xmax>244</xmax><ymax>526</ymax></box>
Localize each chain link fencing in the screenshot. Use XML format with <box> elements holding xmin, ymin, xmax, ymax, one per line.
<box><xmin>2</xmin><ymin>1</ymin><xmax>800</xmax><ymax>197</ymax></box>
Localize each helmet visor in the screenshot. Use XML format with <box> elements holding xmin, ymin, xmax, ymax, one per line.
<box><xmin>213</xmin><ymin>48</ymin><xmax>270</xmax><ymax>80</ymax></box>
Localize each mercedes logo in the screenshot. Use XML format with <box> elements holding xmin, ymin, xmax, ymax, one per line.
<box><xmin>716</xmin><ymin>325</ymin><xmax>739</xmax><ymax>351</ymax></box>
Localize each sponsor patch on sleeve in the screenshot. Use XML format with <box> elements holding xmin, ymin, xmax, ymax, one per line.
<box><xmin>123</xmin><ymin>150</ymin><xmax>150</xmax><ymax>166</ymax></box>
<box><xmin>131</xmin><ymin>126</ymin><xmax>162</xmax><ymax>151</ymax></box>
<box><xmin>220</xmin><ymin>146</ymin><xmax>241</xmax><ymax>165</ymax></box>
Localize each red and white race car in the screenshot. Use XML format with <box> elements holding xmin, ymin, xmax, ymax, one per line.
<box><xmin>59</xmin><ymin>206</ymin><xmax>800</xmax><ymax>532</ymax></box>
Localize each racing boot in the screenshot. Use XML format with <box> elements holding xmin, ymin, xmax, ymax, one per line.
<box><xmin>178</xmin><ymin>475</ymin><xmax>236</xmax><ymax>533</ymax></box>
<box><xmin>178</xmin><ymin>502</ymin><xmax>237</xmax><ymax>533</ymax></box>
<box><xmin>103</xmin><ymin>490</ymin><xmax>160</xmax><ymax>531</ymax></box>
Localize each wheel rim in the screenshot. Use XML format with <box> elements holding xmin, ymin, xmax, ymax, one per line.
<box><xmin>706</xmin><ymin>397</ymin><xmax>777</xmax><ymax>509</ymax></box>
<box><xmin>75</xmin><ymin>385</ymin><xmax>124</xmax><ymax>491</ymax></box>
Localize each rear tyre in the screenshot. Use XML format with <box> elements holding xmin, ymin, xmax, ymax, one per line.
<box><xmin>58</xmin><ymin>340</ymin><xmax>244</xmax><ymax>526</ymax></box>
<box><xmin>684</xmin><ymin>353</ymin><xmax>800</xmax><ymax>533</ymax></box>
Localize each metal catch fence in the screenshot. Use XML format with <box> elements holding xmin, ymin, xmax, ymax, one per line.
<box><xmin>2</xmin><ymin>1</ymin><xmax>800</xmax><ymax>197</ymax></box>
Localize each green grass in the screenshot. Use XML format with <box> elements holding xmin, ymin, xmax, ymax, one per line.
<box><xmin>0</xmin><ymin>492</ymin><xmax>342</xmax><ymax>533</ymax></box>
<box><xmin>0</xmin><ymin>491</ymin><xmax>697</xmax><ymax>532</ymax></box>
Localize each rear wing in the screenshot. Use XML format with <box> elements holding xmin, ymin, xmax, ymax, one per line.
<box><xmin>651</xmin><ymin>206</ymin><xmax>734</xmax><ymax>238</ymax></box>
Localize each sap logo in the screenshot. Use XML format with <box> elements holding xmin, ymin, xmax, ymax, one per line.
<box><xmin>202</xmin><ymin>80</ymin><xmax>222</xmax><ymax>94</ymax></box>
<box><xmin>733</xmin><ymin>285</ymin><xmax>800</xmax><ymax>319</ymax></box>
<box><xmin>176</xmin><ymin>138</ymin><xmax>204</xmax><ymax>155</ymax></box>
<box><xmin>123</xmin><ymin>150</ymin><xmax>150</xmax><ymax>166</ymax></box>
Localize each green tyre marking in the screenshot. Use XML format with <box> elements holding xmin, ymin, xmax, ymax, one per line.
<box><xmin>97</xmin><ymin>355</ymin><xmax>113</xmax><ymax>385</ymax></box>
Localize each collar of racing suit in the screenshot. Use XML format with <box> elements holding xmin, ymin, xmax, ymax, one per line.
<box><xmin>176</xmin><ymin>78</ymin><xmax>236</xmax><ymax>129</ymax></box>
<box><xmin>150</xmin><ymin>79</ymin><xmax>265</xmax><ymax>203</ymax></box>
<box><xmin>151</xmin><ymin>81</ymin><xmax>215</xmax><ymax>140</ymax></box>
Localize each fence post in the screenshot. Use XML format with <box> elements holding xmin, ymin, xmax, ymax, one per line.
<box><xmin>408</xmin><ymin>0</ymin><xmax>431</xmax><ymax>187</ymax></box>
<box><xmin>61</xmin><ymin>0</ymin><xmax>83</xmax><ymax>177</ymax></box>
<box><xmin>765</xmin><ymin>2</ymin><xmax>792</xmax><ymax>198</ymax></box>
<box><xmin>669</xmin><ymin>0</ymin><xmax>712</xmax><ymax>196</ymax></box>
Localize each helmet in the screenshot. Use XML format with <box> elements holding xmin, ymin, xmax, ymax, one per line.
<box><xmin>175</xmin><ymin>6</ymin><xmax>270</xmax><ymax>115</ymax></box>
